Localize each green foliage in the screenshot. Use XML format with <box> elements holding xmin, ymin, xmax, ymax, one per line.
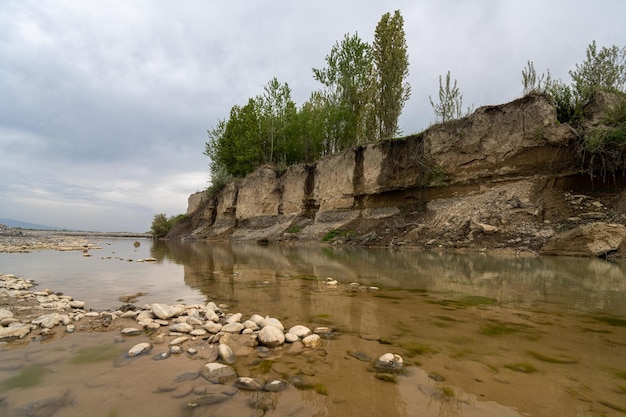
<box><xmin>522</xmin><ymin>60</ymin><xmax>552</xmax><ymax>95</ymax></box>
<box><xmin>204</xmin><ymin>10</ymin><xmax>411</xmax><ymax>182</ymax></box>
<box><xmin>151</xmin><ymin>213</ymin><xmax>187</xmax><ymax>238</ymax></box>
<box><xmin>569</xmin><ymin>40</ymin><xmax>626</xmax><ymax>102</ymax></box>
<box><xmin>372</xmin><ymin>10</ymin><xmax>411</xmax><ymax>139</ymax></box>
<box><xmin>313</xmin><ymin>32</ymin><xmax>376</xmax><ymax>150</ymax></box>
<box><xmin>430</xmin><ymin>71</ymin><xmax>464</xmax><ymax>123</ymax></box>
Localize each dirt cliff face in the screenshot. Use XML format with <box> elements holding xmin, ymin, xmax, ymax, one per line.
<box><xmin>171</xmin><ymin>94</ymin><xmax>626</xmax><ymax>257</ymax></box>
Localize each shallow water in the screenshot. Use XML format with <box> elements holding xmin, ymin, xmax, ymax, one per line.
<box><xmin>1</xmin><ymin>239</ymin><xmax>626</xmax><ymax>416</ymax></box>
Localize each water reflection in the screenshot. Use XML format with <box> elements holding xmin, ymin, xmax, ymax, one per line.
<box><xmin>156</xmin><ymin>240</ymin><xmax>626</xmax><ymax>316</ymax></box>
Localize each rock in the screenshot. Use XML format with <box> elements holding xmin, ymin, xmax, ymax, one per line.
<box><xmin>264</xmin><ymin>379</ymin><xmax>289</xmax><ymax>392</ymax></box>
<box><xmin>128</xmin><ymin>342</ymin><xmax>152</xmax><ymax>357</ymax></box>
<box><xmin>302</xmin><ymin>334</ymin><xmax>321</xmax><ymax>348</ymax></box>
<box><xmin>204</xmin><ymin>321</ymin><xmax>222</xmax><ymax>333</ymax></box>
<box><xmin>243</xmin><ymin>320</ymin><xmax>259</xmax><ymax>331</ymax></box>
<box><xmin>200</xmin><ymin>362</ymin><xmax>237</xmax><ymax>384</ymax></box>
<box><xmin>221</xmin><ymin>322</ymin><xmax>244</xmax><ymax>334</ymax></box>
<box><xmin>32</xmin><ymin>313</ymin><xmax>71</xmax><ymax>329</ymax></box>
<box><xmin>185</xmin><ymin>393</ymin><xmax>229</xmax><ymax>408</ymax></box>
<box><xmin>170</xmin><ymin>346</ymin><xmax>182</xmax><ymax>354</ymax></box>
<box><xmin>218</xmin><ymin>343</ymin><xmax>236</xmax><ymax>364</ymax></box>
<box><xmin>234</xmin><ymin>377</ymin><xmax>265</xmax><ymax>391</ymax></box>
<box><xmin>284</xmin><ymin>333</ymin><xmax>299</xmax><ymax>343</ymax></box>
<box><xmin>69</xmin><ymin>300</ymin><xmax>86</xmax><ymax>309</ymax></box>
<box><xmin>375</xmin><ymin>353</ymin><xmax>403</xmax><ymax>372</ymax></box>
<box><xmin>170</xmin><ymin>336</ymin><xmax>189</xmax><ymax>346</ymax></box>
<box><xmin>151</xmin><ymin>303</ymin><xmax>182</xmax><ymax>320</ymax></box>
<box><xmin>225</xmin><ymin>313</ymin><xmax>242</xmax><ymax>324</ymax></box>
<box><xmin>66</xmin><ymin>324</ymin><xmax>75</xmax><ymax>333</ymax></box>
<box><xmin>190</xmin><ymin>329</ymin><xmax>208</xmax><ymax>336</ymax></box>
<box><xmin>257</xmin><ymin>325</ymin><xmax>285</xmax><ymax>347</ymax></box>
<box><xmin>0</xmin><ymin>322</ymin><xmax>31</xmax><ymax>340</ymax></box>
<box><xmin>250</xmin><ymin>314</ymin><xmax>264</xmax><ymax>325</ymax></box>
<box><xmin>0</xmin><ymin>309</ymin><xmax>14</xmax><ymax>321</ymax></box>
<box><xmin>169</xmin><ymin>323</ymin><xmax>193</xmax><ymax>333</ymax></box>
<box><xmin>541</xmin><ymin>222</ymin><xmax>626</xmax><ymax>257</ymax></box>
<box><xmin>153</xmin><ymin>351</ymin><xmax>171</xmax><ymax>361</ymax></box>
<box><xmin>121</xmin><ymin>327</ymin><xmax>142</xmax><ymax>336</ymax></box>
<box><xmin>288</xmin><ymin>325</ymin><xmax>312</xmax><ymax>338</ymax></box>
<box><xmin>259</xmin><ymin>317</ymin><xmax>284</xmax><ymax>331</ymax></box>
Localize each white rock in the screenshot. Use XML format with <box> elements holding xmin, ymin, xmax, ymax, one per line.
<box><xmin>190</xmin><ymin>329</ymin><xmax>208</xmax><ymax>336</ymax></box>
<box><xmin>243</xmin><ymin>320</ymin><xmax>259</xmax><ymax>331</ymax></box>
<box><xmin>375</xmin><ymin>353</ymin><xmax>403</xmax><ymax>372</ymax></box>
<box><xmin>84</xmin><ymin>312</ymin><xmax>100</xmax><ymax>317</ymax></box>
<box><xmin>225</xmin><ymin>313</ymin><xmax>242</xmax><ymax>324</ymax></box>
<box><xmin>121</xmin><ymin>327</ymin><xmax>142</xmax><ymax>336</ymax></box>
<box><xmin>221</xmin><ymin>322</ymin><xmax>244</xmax><ymax>334</ymax></box>
<box><xmin>259</xmin><ymin>317</ymin><xmax>284</xmax><ymax>331</ymax></box>
<box><xmin>0</xmin><ymin>309</ymin><xmax>13</xmax><ymax>321</ymax></box>
<box><xmin>120</xmin><ymin>311</ymin><xmax>138</xmax><ymax>318</ymax></box>
<box><xmin>169</xmin><ymin>323</ymin><xmax>193</xmax><ymax>333</ymax></box>
<box><xmin>204</xmin><ymin>321</ymin><xmax>222</xmax><ymax>333</ymax></box>
<box><xmin>204</xmin><ymin>309</ymin><xmax>219</xmax><ymax>322</ymax></box>
<box><xmin>151</xmin><ymin>303</ymin><xmax>182</xmax><ymax>320</ymax></box>
<box><xmin>66</xmin><ymin>324</ymin><xmax>75</xmax><ymax>333</ymax></box>
<box><xmin>170</xmin><ymin>345</ymin><xmax>182</xmax><ymax>354</ymax></box>
<box><xmin>170</xmin><ymin>336</ymin><xmax>189</xmax><ymax>345</ymax></box>
<box><xmin>218</xmin><ymin>343</ymin><xmax>236</xmax><ymax>364</ymax></box>
<box><xmin>32</xmin><ymin>313</ymin><xmax>70</xmax><ymax>329</ymax></box>
<box><xmin>146</xmin><ymin>322</ymin><xmax>161</xmax><ymax>330</ymax></box>
<box><xmin>200</xmin><ymin>362</ymin><xmax>237</xmax><ymax>384</ymax></box>
<box><xmin>302</xmin><ymin>334</ymin><xmax>321</xmax><ymax>348</ymax></box>
<box><xmin>250</xmin><ymin>314</ymin><xmax>264</xmax><ymax>325</ymax></box>
<box><xmin>284</xmin><ymin>333</ymin><xmax>299</xmax><ymax>343</ymax></box>
<box><xmin>258</xmin><ymin>325</ymin><xmax>285</xmax><ymax>347</ymax></box>
<box><xmin>0</xmin><ymin>323</ymin><xmax>31</xmax><ymax>339</ymax></box>
<box><xmin>69</xmin><ymin>300</ymin><xmax>86</xmax><ymax>309</ymax></box>
<box><xmin>128</xmin><ymin>342</ymin><xmax>152</xmax><ymax>357</ymax></box>
<box><xmin>288</xmin><ymin>325</ymin><xmax>312</xmax><ymax>338</ymax></box>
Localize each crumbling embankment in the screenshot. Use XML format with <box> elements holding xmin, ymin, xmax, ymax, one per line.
<box><xmin>172</xmin><ymin>93</ymin><xmax>626</xmax><ymax>257</ymax></box>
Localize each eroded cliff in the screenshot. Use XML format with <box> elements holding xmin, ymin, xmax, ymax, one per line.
<box><xmin>171</xmin><ymin>93</ymin><xmax>626</xmax><ymax>256</ymax></box>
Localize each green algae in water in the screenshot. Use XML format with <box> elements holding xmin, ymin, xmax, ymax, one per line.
<box><xmin>375</xmin><ymin>373</ymin><xmax>397</xmax><ymax>383</ymax></box>
<box><xmin>504</xmin><ymin>362</ymin><xmax>538</xmax><ymax>374</ymax></box>
<box><xmin>615</xmin><ymin>370</ymin><xmax>626</xmax><ymax>380</ymax></box>
<box><xmin>401</xmin><ymin>342</ymin><xmax>438</xmax><ymax>357</ymax></box>
<box><xmin>0</xmin><ymin>364</ymin><xmax>46</xmax><ymax>391</ymax></box>
<box><xmin>594</xmin><ymin>315</ymin><xmax>626</xmax><ymax>327</ymax></box>
<box><xmin>70</xmin><ymin>344</ymin><xmax>125</xmax><ymax>364</ymax></box>
<box><xmin>526</xmin><ymin>350</ymin><xmax>577</xmax><ymax>364</ymax></box>
<box><xmin>313</xmin><ymin>383</ymin><xmax>329</xmax><ymax>395</ymax></box>
<box><xmin>480</xmin><ymin>322</ymin><xmax>520</xmax><ymax>336</ymax></box>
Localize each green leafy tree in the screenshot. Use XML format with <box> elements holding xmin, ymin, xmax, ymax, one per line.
<box><xmin>313</xmin><ymin>32</ymin><xmax>376</xmax><ymax>150</ymax></box>
<box><xmin>430</xmin><ymin>71</ymin><xmax>464</xmax><ymax>123</ymax></box>
<box><xmin>259</xmin><ymin>78</ymin><xmax>299</xmax><ymax>165</ymax></box>
<box><xmin>372</xmin><ymin>10</ymin><xmax>411</xmax><ymax>139</ymax></box>
<box><xmin>570</xmin><ymin>40</ymin><xmax>626</xmax><ymax>102</ymax></box>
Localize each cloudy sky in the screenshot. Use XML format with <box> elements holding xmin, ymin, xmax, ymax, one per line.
<box><xmin>1</xmin><ymin>1</ymin><xmax>624</xmax><ymax>232</ymax></box>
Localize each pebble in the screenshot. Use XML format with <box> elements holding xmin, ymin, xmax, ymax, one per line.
<box><xmin>302</xmin><ymin>334</ymin><xmax>321</xmax><ymax>348</ymax></box>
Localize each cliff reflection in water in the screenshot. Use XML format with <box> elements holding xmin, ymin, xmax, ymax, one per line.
<box><xmin>153</xmin><ymin>240</ymin><xmax>626</xmax><ymax>316</ymax></box>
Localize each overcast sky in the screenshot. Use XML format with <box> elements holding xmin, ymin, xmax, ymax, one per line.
<box><xmin>1</xmin><ymin>1</ymin><xmax>624</xmax><ymax>232</ymax></box>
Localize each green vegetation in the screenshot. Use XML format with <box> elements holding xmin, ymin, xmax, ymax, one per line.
<box><xmin>204</xmin><ymin>10</ymin><xmax>410</xmax><ymax>185</ymax></box>
<box><xmin>594</xmin><ymin>314</ymin><xmax>626</xmax><ymax>327</ymax></box>
<box><xmin>504</xmin><ymin>362</ymin><xmax>539</xmax><ymax>374</ymax></box>
<box><xmin>401</xmin><ymin>341</ymin><xmax>439</xmax><ymax>357</ymax></box>
<box><xmin>526</xmin><ymin>350</ymin><xmax>577</xmax><ymax>364</ymax></box>
<box><xmin>150</xmin><ymin>213</ymin><xmax>187</xmax><ymax>238</ymax></box>
<box><xmin>430</xmin><ymin>70</ymin><xmax>465</xmax><ymax>123</ymax></box>
<box><xmin>70</xmin><ymin>344</ymin><xmax>125</xmax><ymax>364</ymax></box>
<box><xmin>479</xmin><ymin>321</ymin><xmax>522</xmax><ymax>336</ymax></box>
<box><xmin>321</xmin><ymin>229</ymin><xmax>354</xmax><ymax>242</ymax></box>
<box><xmin>1</xmin><ymin>365</ymin><xmax>46</xmax><ymax>391</ymax></box>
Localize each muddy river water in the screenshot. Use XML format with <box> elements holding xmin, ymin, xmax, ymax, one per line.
<box><xmin>1</xmin><ymin>238</ymin><xmax>626</xmax><ymax>416</ymax></box>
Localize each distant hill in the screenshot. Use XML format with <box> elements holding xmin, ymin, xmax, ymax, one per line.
<box><xmin>0</xmin><ymin>218</ymin><xmax>65</xmax><ymax>231</ymax></box>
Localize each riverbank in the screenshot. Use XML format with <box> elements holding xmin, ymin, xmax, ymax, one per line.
<box><xmin>0</xmin><ymin>224</ymin><xmax>151</xmax><ymax>253</ymax></box>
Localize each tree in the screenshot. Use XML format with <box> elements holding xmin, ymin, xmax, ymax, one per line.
<box><xmin>259</xmin><ymin>78</ymin><xmax>299</xmax><ymax>165</ymax></box>
<box><xmin>313</xmin><ymin>32</ymin><xmax>375</xmax><ymax>150</ymax></box>
<box><xmin>570</xmin><ymin>40</ymin><xmax>626</xmax><ymax>102</ymax></box>
<box><xmin>372</xmin><ymin>10</ymin><xmax>411</xmax><ymax>139</ymax></box>
<box><xmin>430</xmin><ymin>71</ymin><xmax>464</xmax><ymax>123</ymax></box>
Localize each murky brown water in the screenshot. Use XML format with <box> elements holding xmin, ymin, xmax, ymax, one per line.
<box><xmin>1</xmin><ymin>240</ymin><xmax>626</xmax><ymax>416</ymax></box>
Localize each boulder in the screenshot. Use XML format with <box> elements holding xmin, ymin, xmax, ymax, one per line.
<box><xmin>0</xmin><ymin>322</ymin><xmax>31</xmax><ymax>340</ymax></box>
<box><xmin>541</xmin><ymin>222</ymin><xmax>626</xmax><ymax>257</ymax></box>
<box><xmin>258</xmin><ymin>325</ymin><xmax>285</xmax><ymax>347</ymax></box>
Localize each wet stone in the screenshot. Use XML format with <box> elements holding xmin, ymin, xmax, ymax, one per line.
<box><xmin>218</xmin><ymin>343</ymin><xmax>236</xmax><ymax>364</ymax></box>
<box><xmin>264</xmin><ymin>379</ymin><xmax>289</xmax><ymax>392</ymax></box>
<box><xmin>234</xmin><ymin>376</ymin><xmax>265</xmax><ymax>391</ymax></box>
<box><xmin>127</xmin><ymin>342</ymin><xmax>152</xmax><ymax>357</ymax></box>
<box><xmin>347</xmin><ymin>350</ymin><xmax>372</xmax><ymax>362</ymax></box>
<box><xmin>186</xmin><ymin>393</ymin><xmax>229</xmax><ymax>408</ymax></box>
<box><xmin>375</xmin><ymin>353</ymin><xmax>403</xmax><ymax>373</ymax></box>
<box><xmin>121</xmin><ymin>327</ymin><xmax>142</xmax><ymax>336</ymax></box>
<box><xmin>153</xmin><ymin>351</ymin><xmax>171</xmax><ymax>361</ymax></box>
<box><xmin>200</xmin><ymin>362</ymin><xmax>237</xmax><ymax>384</ymax></box>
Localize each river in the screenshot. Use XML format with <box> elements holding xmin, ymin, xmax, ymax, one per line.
<box><xmin>1</xmin><ymin>238</ymin><xmax>625</xmax><ymax>416</ymax></box>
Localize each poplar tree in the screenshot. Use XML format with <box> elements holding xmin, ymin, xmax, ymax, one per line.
<box><xmin>372</xmin><ymin>10</ymin><xmax>411</xmax><ymax>139</ymax></box>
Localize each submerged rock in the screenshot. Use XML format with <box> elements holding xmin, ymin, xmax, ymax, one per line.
<box><xmin>375</xmin><ymin>353</ymin><xmax>403</xmax><ymax>372</ymax></box>
<box><xmin>200</xmin><ymin>362</ymin><xmax>237</xmax><ymax>384</ymax></box>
